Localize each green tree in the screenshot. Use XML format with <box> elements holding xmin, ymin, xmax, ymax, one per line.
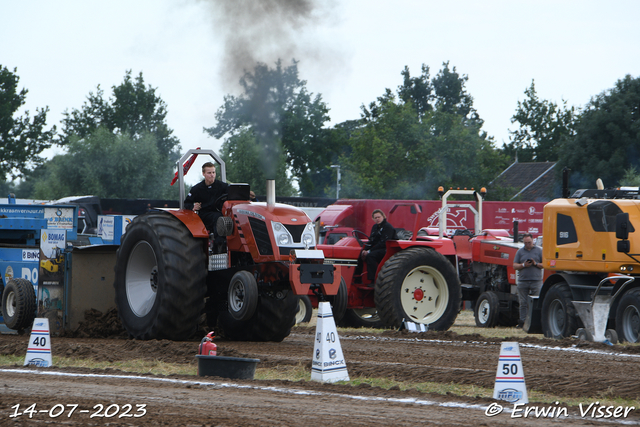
<box><xmin>558</xmin><ymin>75</ymin><xmax>640</xmax><ymax>189</ymax></box>
<box><xmin>341</xmin><ymin>63</ymin><xmax>507</xmax><ymax>199</ymax></box>
<box><xmin>397</xmin><ymin>62</ymin><xmax>484</xmax><ymax>131</ymax></box>
<box><xmin>398</xmin><ymin>64</ymin><xmax>433</xmax><ymax>119</ymax></box>
<box><xmin>206</xmin><ymin>60</ymin><xmax>334</xmax><ymax>195</ymax></box>
<box><xmin>620</xmin><ymin>166</ymin><xmax>640</xmax><ymax>187</ymax></box>
<box><xmin>504</xmin><ymin>80</ymin><xmax>577</xmax><ymax>162</ymax></box>
<box><xmin>31</xmin><ymin>128</ymin><xmax>177</xmax><ymax>199</ymax></box>
<box><xmin>432</xmin><ymin>61</ymin><xmax>482</xmax><ymax>128</ymax></box>
<box><xmin>0</xmin><ymin>65</ymin><xmax>56</xmax><ymax>181</ymax></box>
<box><xmin>341</xmin><ymin>95</ymin><xmax>423</xmax><ymax>198</ymax></box>
<box><xmin>61</xmin><ymin>70</ymin><xmax>180</xmax><ymax>159</ymax></box>
<box><xmin>341</xmin><ymin>91</ymin><xmax>507</xmax><ymax>199</ymax></box>
<box><xmin>219</xmin><ymin>128</ymin><xmax>296</xmax><ymax>196</ymax></box>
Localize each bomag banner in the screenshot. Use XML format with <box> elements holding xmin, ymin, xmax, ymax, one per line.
<box><xmin>38</xmin><ymin>229</ymin><xmax>66</xmax><ymax>333</ymax></box>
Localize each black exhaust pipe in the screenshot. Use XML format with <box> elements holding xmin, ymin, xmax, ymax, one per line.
<box><xmin>513</xmin><ymin>220</ymin><xmax>519</xmax><ymax>243</ymax></box>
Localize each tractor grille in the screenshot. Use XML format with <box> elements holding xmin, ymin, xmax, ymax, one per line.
<box><xmin>284</xmin><ymin>224</ymin><xmax>305</xmax><ymax>242</ymax></box>
<box><xmin>248</xmin><ymin>217</ymin><xmax>273</xmax><ymax>255</ymax></box>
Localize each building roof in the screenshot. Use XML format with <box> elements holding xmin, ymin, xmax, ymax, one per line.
<box><xmin>489</xmin><ymin>161</ymin><xmax>557</xmax><ymax>202</ymax></box>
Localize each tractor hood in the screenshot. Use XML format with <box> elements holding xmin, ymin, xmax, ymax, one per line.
<box><xmin>233</xmin><ymin>202</ymin><xmax>312</xmax><ymax>225</ymax></box>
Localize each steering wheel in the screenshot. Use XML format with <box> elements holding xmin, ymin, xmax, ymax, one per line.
<box><xmin>214</xmin><ymin>194</ymin><xmax>228</xmax><ymax>212</ymax></box>
<box><xmin>352</xmin><ymin>229</ymin><xmax>369</xmax><ymax>248</ymax></box>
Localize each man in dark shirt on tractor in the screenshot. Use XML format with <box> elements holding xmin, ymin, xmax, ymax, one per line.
<box><xmin>184</xmin><ymin>162</ymin><xmax>229</xmax><ymax>242</ymax></box>
<box><xmin>360</xmin><ymin>209</ymin><xmax>395</xmax><ymax>282</ymax></box>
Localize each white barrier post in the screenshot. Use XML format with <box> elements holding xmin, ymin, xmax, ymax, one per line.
<box><xmin>24</xmin><ymin>318</ymin><xmax>53</xmax><ymax>367</ymax></box>
<box><xmin>310</xmin><ymin>301</ymin><xmax>349</xmax><ymax>383</ymax></box>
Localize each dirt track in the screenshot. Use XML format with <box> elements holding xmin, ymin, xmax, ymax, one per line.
<box><xmin>2</xmin><ymin>322</ymin><xmax>640</xmax><ymax>426</ymax></box>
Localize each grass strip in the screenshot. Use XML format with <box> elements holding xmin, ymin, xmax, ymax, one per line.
<box><xmin>2</xmin><ymin>355</ymin><xmax>637</xmax><ymax>409</ymax></box>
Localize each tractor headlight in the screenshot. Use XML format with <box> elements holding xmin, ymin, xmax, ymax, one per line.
<box><xmin>278</xmin><ymin>233</ymin><xmax>292</xmax><ymax>245</ymax></box>
<box><xmin>272</xmin><ymin>221</ymin><xmax>293</xmax><ymax>246</ymax></box>
<box><xmin>302</xmin><ymin>233</ymin><xmax>314</xmax><ymax>248</ymax></box>
<box><xmin>302</xmin><ymin>222</ymin><xmax>316</xmax><ymax>248</ymax></box>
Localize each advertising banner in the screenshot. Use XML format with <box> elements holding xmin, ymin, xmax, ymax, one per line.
<box><xmin>38</xmin><ymin>229</ymin><xmax>66</xmax><ymax>333</ymax></box>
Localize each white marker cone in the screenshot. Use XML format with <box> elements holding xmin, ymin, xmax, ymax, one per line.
<box><xmin>24</xmin><ymin>318</ymin><xmax>53</xmax><ymax>368</ymax></box>
<box><xmin>310</xmin><ymin>301</ymin><xmax>349</xmax><ymax>383</ymax></box>
<box><xmin>400</xmin><ymin>319</ymin><xmax>428</xmax><ymax>332</ymax></box>
<box><xmin>493</xmin><ymin>341</ymin><xmax>527</xmax><ymax>404</ymax></box>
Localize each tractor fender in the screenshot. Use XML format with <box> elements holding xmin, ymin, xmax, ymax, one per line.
<box><xmin>384</xmin><ymin>239</ymin><xmax>457</xmax><ymax>261</ymax></box>
<box><xmin>160</xmin><ymin>208</ymin><xmax>209</xmax><ymax>238</ymax></box>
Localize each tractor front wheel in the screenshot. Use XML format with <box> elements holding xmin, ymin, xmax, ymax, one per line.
<box><xmin>474</xmin><ymin>291</ymin><xmax>499</xmax><ymax>328</ymax></box>
<box><xmin>327</xmin><ymin>278</ymin><xmax>348</xmax><ymax>324</ymax></box>
<box><xmin>228</xmin><ymin>271</ymin><xmax>258</xmax><ymax>321</ymax></box>
<box><xmin>375</xmin><ymin>247</ymin><xmax>460</xmax><ymax>330</ymax></box>
<box><xmin>295</xmin><ymin>296</ymin><xmax>313</xmax><ymax>324</ymax></box>
<box><xmin>218</xmin><ymin>290</ymin><xmax>297</xmax><ymax>342</ymax></box>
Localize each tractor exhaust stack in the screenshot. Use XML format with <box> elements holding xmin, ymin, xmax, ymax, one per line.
<box><xmin>266</xmin><ymin>179</ymin><xmax>276</xmax><ymax>208</ymax></box>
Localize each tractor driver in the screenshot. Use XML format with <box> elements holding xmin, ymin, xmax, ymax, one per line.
<box><xmin>359</xmin><ymin>209</ymin><xmax>395</xmax><ymax>282</ymax></box>
<box><xmin>184</xmin><ymin>162</ymin><xmax>229</xmax><ymax>243</ymax></box>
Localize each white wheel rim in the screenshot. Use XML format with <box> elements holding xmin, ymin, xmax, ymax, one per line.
<box><xmin>125</xmin><ymin>241</ymin><xmax>158</xmax><ymax>317</ymax></box>
<box><xmin>229</xmin><ymin>279</ymin><xmax>246</xmax><ymax>313</ymax></box>
<box><xmin>295</xmin><ymin>299</ymin><xmax>308</xmax><ymax>323</ymax></box>
<box><xmin>478</xmin><ymin>298</ymin><xmax>491</xmax><ymax>324</ymax></box>
<box><xmin>5</xmin><ymin>290</ymin><xmax>15</xmax><ymax>317</ymax></box>
<box><xmin>399</xmin><ymin>265</ymin><xmax>449</xmax><ymax>324</ymax></box>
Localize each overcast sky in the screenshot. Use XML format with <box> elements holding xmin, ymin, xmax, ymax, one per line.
<box><xmin>2</xmin><ymin>1</ymin><xmax>639</xmax><ymax>184</ymax></box>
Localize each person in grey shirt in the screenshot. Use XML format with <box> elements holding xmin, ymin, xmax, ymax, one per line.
<box><xmin>513</xmin><ymin>233</ymin><xmax>544</xmax><ymax>328</ymax></box>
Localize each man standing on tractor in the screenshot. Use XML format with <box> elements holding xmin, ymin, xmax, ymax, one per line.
<box><xmin>513</xmin><ymin>233</ymin><xmax>543</xmax><ymax>328</ymax></box>
<box><xmin>184</xmin><ymin>162</ymin><xmax>229</xmax><ymax>248</ymax></box>
<box><xmin>359</xmin><ymin>209</ymin><xmax>395</xmax><ymax>282</ymax></box>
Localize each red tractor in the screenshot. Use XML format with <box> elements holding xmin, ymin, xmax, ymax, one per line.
<box><xmin>311</xmin><ymin>188</ymin><xmax>547</xmax><ymax>330</ymax></box>
<box><xmin>454</xmin><ymin>227</ymin><xmax>522</xmax><ymax>327</ymax></box>
<box><xmin>113</xmin><ymin>149</ymin><xmax>341</xmax><ymax>341</ymax></box>
<box><xmin>314</xmin><ymin>201</ymin><xmax>462</xmax><ymax>330</ymax></box>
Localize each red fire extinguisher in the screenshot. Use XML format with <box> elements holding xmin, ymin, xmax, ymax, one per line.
<box><xmin>198</xmin><ymin>332</ymin><xmax>217</xmax><ymax>356</ymax></box>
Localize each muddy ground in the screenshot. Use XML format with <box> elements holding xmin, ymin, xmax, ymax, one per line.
<box><xmin>1</xmin><ymin>310</ymin><xmax>639</xmax><ymax>426</ymax></box>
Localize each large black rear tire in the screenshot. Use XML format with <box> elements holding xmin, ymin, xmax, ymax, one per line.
<box><xmin>114</xmin><ymin>212</ymin><xmax>207</xmax><ymax>340</ymax></box>
<box><xmin>541</xmin><ymin>282</ymin><xmax>578</xmax><ymax>338</ymax></box>
<box><xmin>375</xmin><ymin>247</ymin><xmax>460</xmax><ymax>330</ymax></box>
<box><xmin>218</xmin><ymin>290</ymin><xmax>297</xmax><ymax>342</ymax></box>
<box><xmin>2</xmin><ymin>278</ymin><xmax>36</xmax><ymax>330</ymax></box>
